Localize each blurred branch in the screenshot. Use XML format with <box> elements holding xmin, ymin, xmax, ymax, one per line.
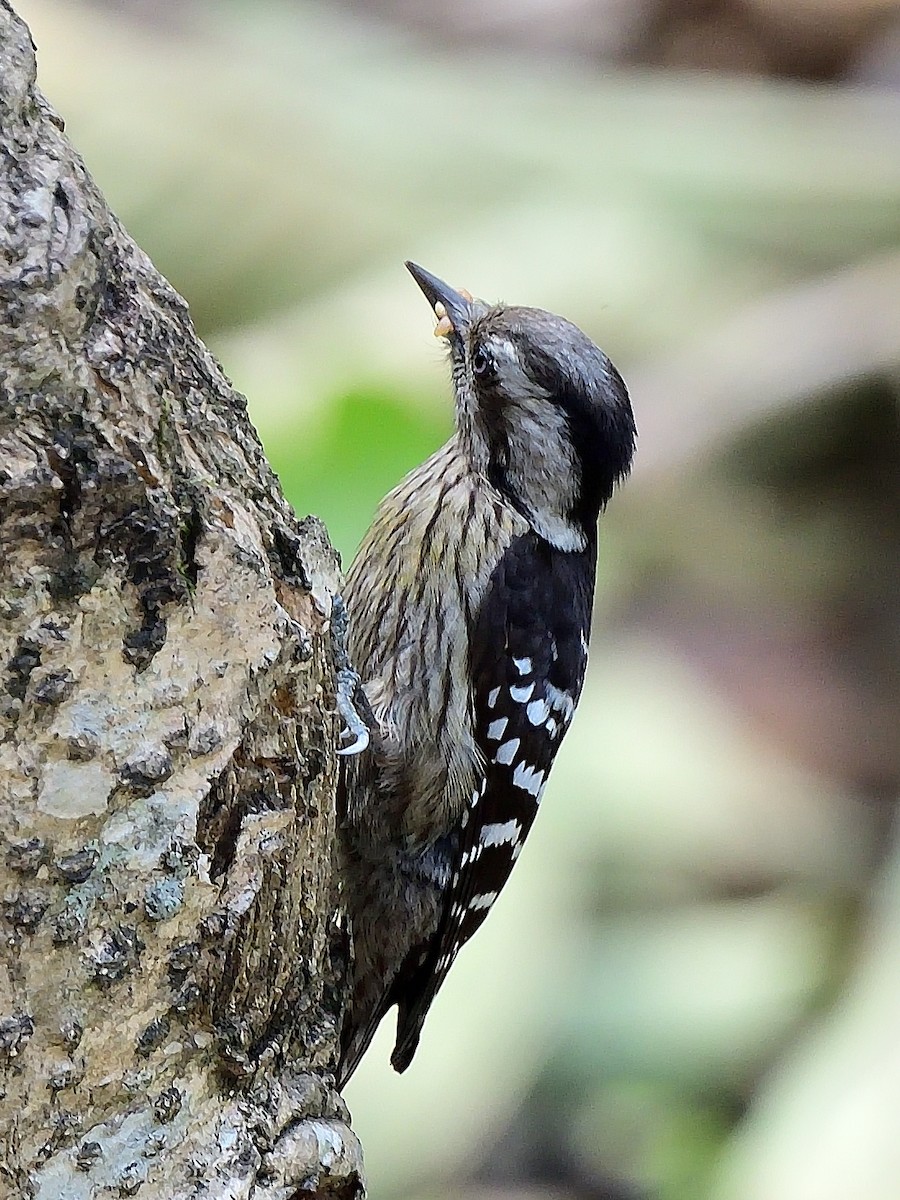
<box><xmin>631</xmin><ymin>251</ymin><xmax>900</xmax><ymax>477</ymax></box>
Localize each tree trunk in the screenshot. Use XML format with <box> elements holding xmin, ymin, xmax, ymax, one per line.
<box><xmin>0</xmin><ymin>5</ymin><xmax>363</xmax><ymax>1196</ymax></box>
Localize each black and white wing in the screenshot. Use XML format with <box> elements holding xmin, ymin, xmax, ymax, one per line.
<box><xmin>391</xmin><ymin>530</ymin><xmax>596</xmax><ymax>1071</ymax></box>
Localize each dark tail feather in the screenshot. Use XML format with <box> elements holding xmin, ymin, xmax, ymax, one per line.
<box><xmin>389</xmin><ymin>1008</ymin><xmax>423</xmax><ymax>1075</ymax></box>
<box><xmin>341</xmin><ymin>940</ymin><xmax>450</xmax><ymax>1084</ymax></box>
<box><xmin>389</xmin><ymin>944</ymin><xmax>452</xmax><ymax>1075</ymax></box>
<box><xmin>337</xmin><ymin>1001</ymin><xmax>390</xmax><ymax>1089</ymax></box>
<box><xmin>339</xmin><ymin>984</ymin><xmax>426</xmax><ymax>1085</ymax></box>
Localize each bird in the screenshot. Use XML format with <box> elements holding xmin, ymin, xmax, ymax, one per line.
<box><xmin>336</xmin><ymin>262</ymin><xmax>635</xmax><ymax>1086</ymax></box>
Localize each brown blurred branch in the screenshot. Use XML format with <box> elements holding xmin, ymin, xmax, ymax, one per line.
<box><xmin>632</xmin><ymin>251</ymin><xmax>900</xmax><ymax>478</ymax></box>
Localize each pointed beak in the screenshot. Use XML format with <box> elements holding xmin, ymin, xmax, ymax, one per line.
<box><xmin>405</xmin><ymin>261</ymin><xmax>474</xmax><ymax>339</ymax></box>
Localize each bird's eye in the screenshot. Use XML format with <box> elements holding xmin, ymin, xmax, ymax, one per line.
<box><xmin>471</xmin><ymin>348</ymin><xmax>491</xmax><ymax>376</ymax></box>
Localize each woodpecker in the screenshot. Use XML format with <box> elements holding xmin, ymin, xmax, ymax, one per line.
<box><xmin>337</xmin><ymin>263</ymin><xmax>635</xmax><ymax>1086</ymax></box>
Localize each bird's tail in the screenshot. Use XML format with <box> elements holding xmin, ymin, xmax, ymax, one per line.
<box><xmin>389</xmin><ymin>1010</ymin><xmax>423</xmax><ymax>1076</ymax></box>
<box><xmin>336</xmin><ymin>997</ymin><xmax>392</xmax><ymax>1089</ymax></box>
<box><xmin>388</xmin><ymin>938</ymin><xmax>451</xmax><ymax>1076</ymax></box>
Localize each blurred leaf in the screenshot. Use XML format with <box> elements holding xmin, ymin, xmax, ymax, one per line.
<box><xmin>573</xmin><ymin>1081</ymin><xmax>732</xmax><ymax>1200</ymax></box>
<box><xmin>261</xmin><ymin>385</ymin><xmax>449</xmax><ymax>562</ymax></box>
<box><xmin>714</xmin><ymin>830</ymin><xmax>900</xmax><ymax>1200</ymax></box>
<box><xmin>548</xmin><ymin>640</ymin><xmax>873</xmax><ymax>896</ymax></box>
<box><xmin>561</xmin><ymin>895</ymin><xmax>836</xmax><ymax>1086</ymax></box>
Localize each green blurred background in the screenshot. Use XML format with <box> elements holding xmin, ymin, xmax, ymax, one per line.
<box><xmin>19</xmin><ymin>0</ymin><xmax>900</xmax><ymax>1195</ymax></box>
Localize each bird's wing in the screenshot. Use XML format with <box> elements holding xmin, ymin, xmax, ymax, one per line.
<box><xmin>391</xmin><ymin>530</ymin><xmax>596</xmax><ymax>1072</ymax></box>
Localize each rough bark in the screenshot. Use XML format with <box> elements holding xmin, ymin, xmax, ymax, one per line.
<box><xmin>0</xmin><ymin>5</ymin><xmax>363</xmax><ymax>1197</ymax></box>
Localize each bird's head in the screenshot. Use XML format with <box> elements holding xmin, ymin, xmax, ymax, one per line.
<box><xmin>407</xmin><ymin>261</ymin><xmax>636</xmax><ymax>551</ymax></box>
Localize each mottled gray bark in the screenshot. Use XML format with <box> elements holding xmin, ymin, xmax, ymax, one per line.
<box><xmin>0</xmin><ymin>4</ymin><xmax>363</xmax><ymax>1197</ymax></box>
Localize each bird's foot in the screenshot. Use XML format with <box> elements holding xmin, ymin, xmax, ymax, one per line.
<box><xmin>331</xmin><ymin>594</ymin><xmax>375</xmax><ymax>757</ymax></box>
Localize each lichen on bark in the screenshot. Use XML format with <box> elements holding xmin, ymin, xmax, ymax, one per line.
<box><xmin>0</xmin><ymin>3</ymin><xmax>363</xmax><ymax>1196</ymax></box>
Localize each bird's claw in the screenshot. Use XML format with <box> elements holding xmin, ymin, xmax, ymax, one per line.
<box><xmin>337</xmin><ymin>666</ymin><xmax>370</xmax><ymax>757</ymax></box>
<box><xmin>331</xmin><ymin>593</ymin><xmax>374</xmax><ymax>758</ymax></box>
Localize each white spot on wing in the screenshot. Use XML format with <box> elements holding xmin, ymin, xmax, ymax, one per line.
<box><xmin>487</xmin><ymin>717</ymin><xmax>508</xmax><ymax>741</ymax></box>
<box><xmin>495</xmin><ymin>738</ymin><xmax>520</xmax><ymax>766</ymax></box>
<box><xmin>513</xmin><ymin>657</ymin><xmax>532</xmax><ymax>676</ymax></box>
<box><xmin>469</xmin><ymin>892</ymin><xmax>498</xmax><ymax>912</ymax></box>
<box><xmin>546</xmin><ymin>683</ymin><xmax>576</xmax><ymax>724</ymax></box>
<box><xmin>481</xmin><ymin>819</ymin><xmax>521</xmax><ymax>848</ymax></box>
<box><xmin>487</xmin><ymin>687</ymin><xmax>500</xmax><ymax>708</ymax></box>
<box><xmin>527</xmin><ymin>697</ymin><xmax>550</xmax><ymax>726</ymax></box>
<box><xmin>512</xmin><ymin>761</ymin><xmax>544</xmax><ymax>797</ymax></box>
<box><xmin>510</xmin><ymin>682</ymin><xmax>535</xmax><ymax>703</ymax></box>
